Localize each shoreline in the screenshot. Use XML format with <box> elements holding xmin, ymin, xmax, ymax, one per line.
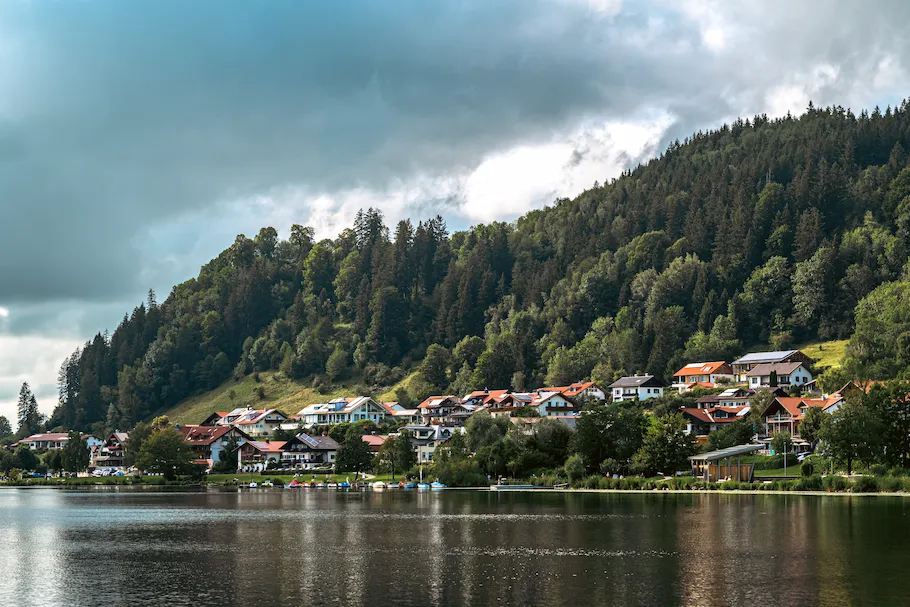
<box><xmin>2</xmin><ymin>483</ymin><xmax>908</xmax><ymax>497</ymax></box>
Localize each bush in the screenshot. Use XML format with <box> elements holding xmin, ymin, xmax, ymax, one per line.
<box><xmin>888</xmin><ymin>467</ymin><xmax>910</xmax><ymax>477</ymax></box>
<box><xmin>564</xmin><ymin>455</ymin><xmax>585</xmax><ymax>484</ymax></box>
<box><xmin>584</xmin><ymin>475</ymin><xmax>600</xmax><ymax>489</ymax></box>
<box><xmin>800</xmin><ymin>459</ymin><xmax>815</xmax><ymax>477</ymax></box>
<box><xmin>870</xmin><ymin>464</ymin><xmax>889</xmax><ymax>477</ymax></box>
<box><xmin>852</xmin><ymin>476</ymin><xmax>880</xmax><ymax>493</ymax></box>
<box><xmin>823</xmin><ymin>475</ymin><xmax>849</xmax><ymax>492</ymax></box>
<box><xmin>752</xmin><ymin>454</ymin><xmax>799</xmax><ymax>470</ymax></box>
<box><xmin>599</xmin><ymin>458</ymin><xmax>620</xmax><ymax>476</ymax></box>
<box><xmin>880</xmin><ymin>476</ymin><xmax>903</xmax><ymax>492</ymax></box>
<box><xmin>793</xmin><ymin>475</ymin><xmax>823</xmax><ymax>491</ymax></box>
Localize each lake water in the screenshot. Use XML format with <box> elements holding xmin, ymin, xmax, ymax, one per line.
<box><xmin>0</xmin><ymin>488</ymin><xmax>907</xmax><ymax>606</ymax></box>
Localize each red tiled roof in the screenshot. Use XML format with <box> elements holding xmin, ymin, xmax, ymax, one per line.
<box><xmin>361</xmin><ymin>435</ymin><xmax>388</xmax><ymax>447</ymax></box>
<box><xmin>180</xmin><ymin>425</ymin><xmax>233</xmax><ymax>445</ymax></box>
<box><xmin>245</xmin><ymin>440</ymin><xmax>286</xmax><ymax>453</ymax></box>
<box><xmin>673</xmin><ymin>361</ymin><xmax>730</xmax><ymax>377</ymax></box>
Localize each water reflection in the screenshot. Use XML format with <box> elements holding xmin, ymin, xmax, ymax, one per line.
<box><xmin>0</xmin><ymin>489</ymin><xmax>907</xmax><ymax>606</ymax></box>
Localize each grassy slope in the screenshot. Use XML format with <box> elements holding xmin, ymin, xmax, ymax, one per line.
<box><xmin>165</xmin><ymin>370</ymin><xmax>419</xmax><ymax>426</ymax></box>
<box><xmin>797</xmin><ymin>339</ymin><xmax>849</xmax><ymax>371</ymax></box>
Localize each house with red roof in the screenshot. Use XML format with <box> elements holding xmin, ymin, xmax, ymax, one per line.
<box><xmin>672</xmin><ymin>362</ymin><xmax>734</xmax><ymax>392</ymax></box>
<box><xmin>760</xmin><ymin>394</ymin><xmax>843</xmax><ymax>441</ymax></box>
<box><xmin>179</xmin><ymin>424</ymin><xmax>251</xmax><ymax>469</ymax></box>
<box><xmin>361</xmin><ymin>434</ymin><xmax>388</xmax><ymax>453</ymax></box>
<box><xmin>219</xmin><ymin>407</ymin><xmax>290</xmax><ymax>437</ymax></box>
<box><xmin>417</xmin><ymin>395</ymin><xmax>479</xmax><ymax>425</ymax></box>
<box><xmin>680</xmin><ymin>406</ymin><xmax>751</xmax><ymax>438</ymax></box>
<box><xmin>540</xmin><ymin>382</ymin><xmax>607</xmax><ymax>403</ymax></box>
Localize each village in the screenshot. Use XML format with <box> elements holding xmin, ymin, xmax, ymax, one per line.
<box><xmin>7</xmin><ymin>347</ymin><xmax>878</xmax><ymax>488</ymax></box>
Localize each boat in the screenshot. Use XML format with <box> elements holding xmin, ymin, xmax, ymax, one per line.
<box><xmin>339</xmin><ymin>482</ymin><xmax>351</xmax><ymax>488</ymax></box>
<box><xmin>327</xmin><ymin>482</ymin><xmax>338</xmax><ymax>488</ymax></box>
<box><xmin>430</xmin><ymin>481</ymin><xmax>446</xmax><ymax>489</ymax></box>
<box><xmin>371</xmin><ymin>481</ymin><xmax>387</xmax><ymax>489</ymax></box>
<box><xmin>248</xmin><ymin>481</ymin><xmax>259</xmax><ymax>488</ymax></box>
<box><xmin>403</xmin><ymin>482</ymin><xmax>417</xmax><ymax>489</ymax></box>
<box><xmin>315</xmin><ymin>482</ymin><xmax>325</xmax><ymax>488</ymax></box>
<box><xmin>288</xmin><ymin>479</ymin><xmax>301</xmax><ymax>488</ymax></box>
<box><xmin>417</xmin><ymin>483</ymin><xmax>430</xmax><ymax>490</ymax></box>
<box><xmin>262</xmin><ymin>480</ymin><xmax>273</xmax><ymax>487</ymax></box>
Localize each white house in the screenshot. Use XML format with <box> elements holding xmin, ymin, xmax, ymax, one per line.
<box><xmin>529</xmin><ymin>391</ymin><xmax>580</xmax><ymax>417</ymax></box>
<box><xmin>298</xmin><ymin>396</ymin><xmax>390</xmax><ymax>427</ymax></box>
<box><xmin>402</xmin><ymin>425</ymin><xmax>459</xmax><ymax>464</ymax></box>
<box><xmin>280</xmin><ymin>433</ymin><xmax>340</xmax><ymax>469</ymax></box>
<box><xmin>541</xmin><ymin>382</ymin><xmax>607</xmax><ymax>403</ymax></box>
<box><xmin>609</xmin><ymin>375</ymin><xmax>666</xmax><ymax>402</ymax></box>
<box><xmin>19</xmin><ymin>433</ymin><xmax>103</xmax><ymax>451</ymax></box>
<box><xmin>180</xmin><ymin>425</ymin><xmax>251</xmax><ymax>469</ymax></box>
<box><xmin>745</xmin><ymin>362</ymin><xmax>813</xmax><ymax>390</ymax></box>
<box><xmin>219</xmin><ymin>407</ymin><xmax>290</xmax><ymax>438</ymax></box>
<box><xmin>671</xmin><ymin>361</ymin><xmax>734</xmax><ymax>391</ymax></box>
<box><xmin>731</xmin><ymin>350</ymin><xmax>813</xmax><ymax>383</ymax></box>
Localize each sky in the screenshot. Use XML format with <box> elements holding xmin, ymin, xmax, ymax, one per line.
<box><xmin>1</xmin><ymin>0</ymin><xmax>909</xmax><ymax>424</ymax></box>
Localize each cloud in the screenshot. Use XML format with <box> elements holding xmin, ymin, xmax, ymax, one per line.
<box><xmin>1</xmin><ymin>0</ymin><xmax>909</xmax><ymax>421</ymax></box>
<box><xmin>0</xmin><ymin>335</ymin><xmax>80</xmax><ymax>422</ymax></box>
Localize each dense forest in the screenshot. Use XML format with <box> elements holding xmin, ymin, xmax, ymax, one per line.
<box><xmin>50</xmin><ymin>100</ymin><xmax>910</xmax><ymax>434</ymax></box>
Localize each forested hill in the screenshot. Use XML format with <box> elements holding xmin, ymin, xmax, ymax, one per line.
<box><xmin>51</xmin><ymin>100</ymin><xmax>910</xmax><ymax>433</ymax></box>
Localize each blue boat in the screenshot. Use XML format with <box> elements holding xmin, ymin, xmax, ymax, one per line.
<box><xmin>417</xmin><ymin>483</ymin><xmax>430</xmax><ymax>489</ymax></box>
<box><xmin>339</xmin><ymin>482</ymin><xmax>351</xmax><ymax>488</ymax></box>
<box><xmin>430</xmin><ymin>481</ymin><xmax>446</xmax><ymax>489</ymax></box>
<box><xmin>403</xmin><ymin>482</ymin><xmax>416</xmax><ymax>489</ymax></box>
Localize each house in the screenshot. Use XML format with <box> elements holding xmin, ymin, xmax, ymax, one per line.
<box><xmin>671</xmin><ymin>362</ymin><xmax>734</xmax><ymax>391</ymax></box>
<box><xmin>236</xmin><ymin>440</ymin><xmax>286</xmax><ymax>471</ymax></box>
<box><xmin>361</xmin><ymin>434</ymin><xmax>388</xmax><ymax>453</ymax></box>
<box><xmin>680</xmin><ymin>406</ymin><xmax>751</xmax><ymax>437</ymax></box>
<box><xmin>93</xmin><ymin>432</ymin><xmax>129</xmax><ymax>470</ymax></box>
<box><xmin>541</xmin><ymin>382</ymin><xmax>607</xmax><ymax>403</ymax></box>
<box><xmin>418</xmin><ymin>395</ymin><xmax>477</xmax><ymax>425</ymax></box>
<box><xmin>462</xmin><ymin>389</ymin><xmax>509</xmax><ymax>407</ymax></box>
<box><xmin>19</xmin><ymin>433</ymin><xmax>102</xmax><ymax>451</ymax></box>
<box><xmin>529</xmin><ymin>391</ymin><xmax>580</xmax><ymax>417</ymax></box>
<box><xmin>298</xmin><ymin>397</ymin><xmax>390</xmax><ymax>427</ymax></box>
<box><xmin>219</xmin><ymin>407</ymin><xmax>290</xmax><ymax>438</ymax></box>
<box><xmin>760</xmin><ymin>394</ymin><xmax>843</xmax><ymax>443</ymax></box>
<box><xmin>484</xmin><ymin>392</ymin><xmax>533</xmax><ymax>418</ymax></box>
<box><xmin>200</xmin><ymin>411</ymin><xmax>229</xmax><ymax>426</ymax></box>
<box><xmin>731</xmin><ymin>350</ymin><xmax>814</xmax><ymax>382</ymax></box>
<box><xmin>609</xmin><ymin>375</ymin><xmax>666</xmax><ymax>402</ymax></box>
<box><xmin>380</xmin><ymin>402</ymin><xmax>421</xmax><ymax>424</ymax></box>
<box><xmin>280</xmin><ymin>434</ymin><xmax>340</xmax><ymax>469</ymax></box>
<box><xmin>745</xmin><ymin>362</ymin><xmax>813</xmax><ymax>390</ymax></box>
<box><xmin>402</xmin><ymin>425</ymin><xmax>458</xmax><ymax>464</ymax></box>
<box><xmin>695</xmin><ymin>387</ymin><xmax>786</xmax><ymax>409</ymax></box>
<box><xmin>179</xmin><ymin>425</ymin><xmax>251</xmax><ymax>469</ymax></box>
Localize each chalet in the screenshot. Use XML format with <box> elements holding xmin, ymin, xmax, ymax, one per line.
<box><xmin>19</xmin><ymin>433</ymin><xmax>103</xmax><ymax>451</ymax></box>
<box><xmin>529</xmin><ymin>391</ymin><xmax>580</xmax><ymax>417</ymax></box>
<box><xmin>220</xmin><ymin>408</ymin><xmax>290</xmax><ymax>438</ymax></box>
<box><xmin>361</xmin><ymin>434</ymin><xmax>388</xmax><ymax>453</ymax></box>
<box><xmin>200</xmin><ymin>411</ymin><xmax>229</xmax><ymax>426</ymax></box>
<box><xmin>298</xmin><ymin>397</ymin><xmax>390</xmax><ymax>427</ymax></box>
<box><xmin>680</xmin><ymin>406</ymin><xmax>751</xmax><ymax>437</ymax></box>
<box><xmin>672</xmin><ymin>362</ymin><xmax>734</xmax><ymax>391</ymax></box>
<box><xmin>237</xmin><ymin>440</ymin><xmax>286</xmax><ymax>465</ymax></box>
<box><xmin>484</xmin><ymin>392</ymin><xmax>533</xmax><ymax>418</ymax></box>
<box><xmin>760</xmin><ymin>394</ymin><xmax>843</xmax><ymax>442</ymax></box>
<box><xmin>745</xmin><ymin>362</ymin><xmax>813</xmax><ymax>390</ymax></box>
<box><xmin>280</xmin><ymin>434</ymin><xmax>340</xmax><ymax>469</ymax></box>
<box><xmin>418</xmin><ymin>396</ymin><xmax>479</xmax><ymax>425</ymax></box>
<box><xmin>180</xmin><ymin>425</ymin><xmax>251</xmax><ymax>469</ymax></box>
<box><xmin>93</xmin><ymin>432</ymin><xmax>129</xmax><ymax>470</ymax></box>
<box><xmin>731</xmin><ymin>350</ymin><xmax>813</xmax><ymax>382</ymax></box>
<box><xmin>541</xmin><ymin>382</ymin><xmax>607</xmax><ymax>403</ymax></box>
<box><xmin>695</xmin><ymin>387</ymin><xmax>755</xmax><ymax>409</ymax></box>
<box><xmin>609</xmin><ymin>375</ymin><xmax>666</xmax><ymax>402</ymax></box>
<box><xmin>380</xmin><ymin>402</ymin><xmax>421</xmax><ymax>424</ymax></box>
<box><xmin>402</xmin><ymin>425</ymin><xmax>458</xmax><ymax>463</ymax></box>
<box><xmin>461</xmin><ymin>390</ymin><xmax>509</xmax><ymax>407</ymax></box>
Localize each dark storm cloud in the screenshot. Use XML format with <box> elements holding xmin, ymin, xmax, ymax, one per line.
<box><xmin>0</xmin><ymin>0</ymin><xmax>909</xmax><ymax>319</ymax></box>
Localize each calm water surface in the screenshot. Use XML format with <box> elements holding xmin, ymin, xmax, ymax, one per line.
<box><xmin>0</xmin><ymin>488</ymin><xmax>907</xmax><ymax>606</ymax></box>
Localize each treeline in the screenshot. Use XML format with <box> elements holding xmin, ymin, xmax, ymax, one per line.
<box><xmin>51</xmin><ymin>99</ymin><xmax>910</xmax><ymax>434</ymax></box>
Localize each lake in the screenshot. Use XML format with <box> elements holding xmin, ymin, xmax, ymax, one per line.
<box><xmin>0</xmin><ymin>488</ymin><xmax>907</xmax><ymax>606</ymax></box>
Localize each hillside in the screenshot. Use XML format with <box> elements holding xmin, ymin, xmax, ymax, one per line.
<box><xmin>165</xmin><ymin>370</ymin><xmax>418</xmax><ymax>426</ymax></box>
<box><xmin>48</xmin><ymin>99</ymin><xmax>910</xmax><ymax>435</ymax></box>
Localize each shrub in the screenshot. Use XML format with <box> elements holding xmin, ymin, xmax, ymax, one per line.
<box><xmin>880</xmin><ymin>477</ymin><xmax>903</xmax><ymax>492</ymax></box>
<box><xmin>584</xmin><ymin>475</ymin><xmax>600</xmax><ymax>489</ymax></box>
<box><xmin>870</xmin><ymin>464</ymin><xmax>889</xmax><ymax>477</ymax></box>
<box><xmin>793</xmin><ymin>475</ymin><xmax>823</xmax><ymax>491</ymax></box>
<box><xmin>888</xmin><ymin>467</ymin><xmax>910</xmax><ymax>477</ymax></box>
<box><xmin>597</xmin><ymin>476</ymin><xmax>612</xmax><ymax>490</ymax></box>
<box><xmin>823</xmin><ymin>475</ymin><xmax>849</xmax><ymax>492</ymax></box>
<box><xmin>800</xmin><ymin>459</ymin><xmax>815</xmax><ymax>477</ymax></box>
<box><xmin>564</xmin><ymin>455</ymin><xmax>585</xmax><ymax>484</ymax></box>
<box><xmin>852</xmin><ymin>476</ymin><xmax>879</xmax><ymax>493</ymax></box>
<box><xmin>599</xmin><ymin>458</ymin><xmax>620</xmax><ymax>476</ymax></box>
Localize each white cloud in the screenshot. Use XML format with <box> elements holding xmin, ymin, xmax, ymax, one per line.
<box><xmin>0</xmin><ymin>335</ymin><xmax>80</xmax><ymax>423</ymax></box>
<box><xmin>0</xmin><ymin>306</ymin><xmax>8</xmax><ymax>318</ymax></box>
